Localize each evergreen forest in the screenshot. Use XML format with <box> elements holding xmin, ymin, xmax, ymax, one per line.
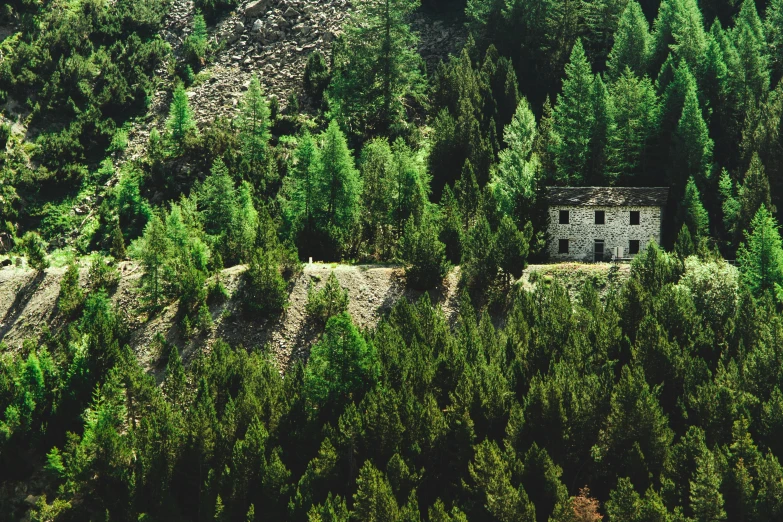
<box><xmin>2</xmin><ymin>0</ymin><xmax>783</xmax><ymax>519</ymax></box>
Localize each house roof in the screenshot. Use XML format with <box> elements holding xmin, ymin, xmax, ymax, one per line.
<box><xmin>547</xmin><ymin>187</ymin><xmax>669</xmax><ymax>207</ymax></box>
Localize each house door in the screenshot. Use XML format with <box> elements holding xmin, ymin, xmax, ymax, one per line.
<box><xmin>594</xmin><ymin>240</ymin><xmax>604</xmax><ymax>262</ymax></box>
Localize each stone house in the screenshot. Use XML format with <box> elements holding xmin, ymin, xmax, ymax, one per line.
<box><xmin>547</xmin><ymin>187</ymin><xmax>669</xmax><ymax>262</ymax></box>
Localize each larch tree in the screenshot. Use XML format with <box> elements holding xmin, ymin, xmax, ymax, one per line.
<box><xmin>493</xmin><ymin>97</ymin><xmax>539</xmax><ymax>224</ymax></box>
<box><xmin>351</xmin><ymin>461</ymin><xmax>400</xmax><ymax>521</ymax></box>
<box><xmin>581</xmin><ymin>0</ymin><xmax>628</xmax><ymax>68</ymax></box>
<box><xmin>737</xmin><ymin>205</ymin><xmax>783</xmax><ymax>295</ymax></box>
<box><xmin>553</xmin><ymin>40</ymin><xmax>595</xmax><ymax>185</ymax></box>
<box><xmin>606</xmin><ymin>0</ymin><xmax>650</xmax><ymax>80</ymax></box>
<box><xmin>673</xmin><ymin>81</ymin><xmax>713</xmax><ymax>188</ymax></box>
<box><xmin>317</xmin><ymin>121</ymin><xmax>362</xmax><ymax>253</ymax></box>
<box><xmin>139</xmin><ymin>214</ymin><xmax>171</xmax><ymax>309</ymax></box>
<box><xmin>736</xmin><ymin>153</ymin><xmax>773</xmax><ymax>243</ymax></box>
<box><xmin>680</xmin><ymin>177</ymin><xmax>710</xmax><ymax>241</ymax></box>
<box><xmin>236</xmin><ymin>75</ymin><xmax>272</xmax><ymax>186</ymax></box>
<box><xmin>165</xmin><ymin>83</ymin><xmax>197</xmax><ymax>156</ymax></box>
<box><xmin>606</xmin><ymin>69</ymin><xmax>659</xmax><ymax>184</ymax></box>
<box><xmin>327</xmin><ymin>0</ymin><xmax>424</xmax><ymax>137</ymax></box>
<box><xmin>283</xmin><ymin>130</ymin><xmax>319</xmax><ymax>242</ymax></box>
<box><xmin>359</xmin><ymin>139</ymin><xmax>395</xmax><ymax>258</ymax></box>
<box><xmin>734</xmin><ymin>0</ymin><xmax>770</xmax><ymax>108</ymax></box>
<box><xmin>767</xmin><ymin>0</ymin><xmax>783</xmax><ymax>82</ymax></box>
<box><xmin>690</xmin><ymin>448</ymin><xmax>727</xmax><ymax>522</ymax></box>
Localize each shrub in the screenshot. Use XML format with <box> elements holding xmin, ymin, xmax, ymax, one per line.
<box><xmin>19</xmin><ymin>232</ymin><xmax>49</xmax><ymax>271</ymax></box>
<box><xmin>240</xmin><ymin>250</ymin><xmax>289</xmax><ymax>318</ymax></box>
<box><xmin>88</xmin><ymin>255</ymin><xmax>120</xmax><ymax>292</ymax></box>
<box><xmin>306</xmin><ymin>271</ymin><xmax>349</xmax><ymax>325</ymax></box>
<box><xmin>0</xmin><ymin>123</ymin><xmax>11</xmax><ymax>150</ymax></box>
<box><xmin>58</xmin><ymin>261</ymin><xmax>83</xmax><ymax>316</ymax></box>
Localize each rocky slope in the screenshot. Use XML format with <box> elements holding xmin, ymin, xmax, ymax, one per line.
<box><xmin>122</xmin><ymin>0</ymin><xmax>467</xmax><ymax>160</ymax></box>
<box><xmin>0</xmin><ymin>261</ymin><xmax>462</xmax><ymax>374</ymax></box>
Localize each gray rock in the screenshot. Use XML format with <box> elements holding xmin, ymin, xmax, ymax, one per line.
<box><xmin>251</xmin><ymin>19</ymin><xmax>263</xmax><ymax>34</ymax></box>
<box><xmin>284</xmin><ymin>6</ymin><xmax>300</xmax><ymax>18</ymax></box>
<box><xmin>244</xmin><ymin>0</ymin><xmax>271</xmax><ymax>18</ymax></box>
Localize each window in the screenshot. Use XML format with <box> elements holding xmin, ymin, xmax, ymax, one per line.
<box><xmin>558</xmin><ymin>239</ymin><xmax>569</xmax><ymax>254</ymax></box>
<box><xmin>595</xmin><ymin>210</ymin><xmax>605</xmax><ymax>224</ymax></box>
<box><xmin>559</xmin><ymin>210</ymin><xmax>569</xmax><ymax>224</ymax></box>
<box><xmin>629</xmin><ymin>240</ymin><xmax>640</xmax><ymax>255</ymax></box>
<box><xmin>630</xmin><ymin>211</ymin><xmax>640</xmax><ymax>225</ymax></box>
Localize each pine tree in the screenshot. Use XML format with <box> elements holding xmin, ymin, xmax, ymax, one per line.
<box><xmin>165</xmin><ymin>83</ymin><xmax>197</xmax><ymax>156</ymax></box>
<box><xmin>284</xmin><ymin>131</ymin><xmax>319</xmax><ymax>242</ymax></box>
<box><xmin>110</xmin><ymin>222</ymin><xmax>126</xmax><ymax>260</ymax></box>
<box><xmin>767</xmin><ymin>0</ymin><xmax>783</xmax><ymax>82</ymax></box>
<box><xmin>183</xmin><ymin>11</ymin><xmax>208</xmax><ymax>67</ymax></box>
<box><xmin>606</xmin><ymin>69</ymin><xmax>659</xmax><ymax>184</ymax></box>
<box><xmin>58</xmin><ymin>260</ymin><xmax>83</xmax><ymax>317</ymax></box>
<box><xmin>352</xmin><ymin>461</ymin><xmax>400</xmax><ymax>521</ymax></box>
<box><xmin>587</xmin><ymin>75</ymin><xmax>611</xmax><ymax>185</ymax></box>
<box><xmin>359</xmin><ymin>138</ymin><xmax>395</xmax><ymax>258</ymax></box>
<box><xmin>139</xmin><ymin>214</ymin><xmax>170</xmax><ymax>309</ymax></box>
<box><xmin>495</xmin><ymin>216</ymin><xmax>531</xmax><ymax>286</ymax></box>
<box><xmin>680</xmin><ymin>177</ymin><xmax>710</xmax><ymax>240</ymax></box>
<box><xmin>533</xmin><ymin>95</ymin><xmax>559</xmax><ymax>182</ymax></box>
<box><xmin>400</xmin><ymin>213</ymin><xmax>449</xmax><ymax>290</ymax></box>
<box><xmin>734</xmin><ymin>0</ymin><xmax>770</xmax><ymax>107</ymax></box>
<box><xmin>738</xmin><ymin>205</ymin><xmax>783</xmax><ymax>295</ymax></box>
<box><xmin>607</xmin><ymin>0</ymin><xmax>650</xmax><ymax>80</ymax></box>
<box><xmin>690</xmin><ymin>449</ymin><xmax>727</xmax><ymax>522</ymax></box>
<box><xmin>236</xmin><ymin>75</ymin><xmax>271</xmax><ymax>185</ymax></box>
<box><xmin>163</xmin><ymin>341</ymin><xmax>186</xmax><ymax>408</ymax></box>
<box><xmin>673</xmin><ymin>81</ymin><xmax>713</xmax><ymax>187</ymax></box>
<box><xmin>327</xmin><ymin>0</ymin><xmax>424</xmax><ymax>136</ymax></box>
<box><xmin>317</xmin><ymin>121</ymin><xmax>362</xmax><ymax>255</ymax></box>
<box><xmin>581</xmin><ymin>0</ymin><xmax>628</xmax><ymax>68</ymax></box>
<box><xmin>670</xmin><ymin>0</ymin><xmax>707</xmax><ymax>72</ymax></box>
<box><xmin>737</xmin><ymin>153</ymin><xmax>773</xmax><ymax>240</ymax></box>
<box><xmin>19</xmin><ymin>231</ymin><xmax>49</xmax><ymax>271</ymax></box>
<box><xmin>469</xmin><ymin>439</ymin><xmax>536</xmax><ymax>521</ymax></box>
<box><xmin>494</xmin><ymin>97</ymin><xmax>539</xmax><ymax>224</ymax></box>
<box><xmin>719</xmin><ymin>168</ymin><xmax>740</xmax><ymax>240</ymax></box>
<box><xmin>304</xmin><ymin>51</ymin><xmax>331</xmax><ymax>106</ymax></box>
<box><xmin>553</xmin><ymin>40</ymin><xmax>595</xmax><ymax>185</ymax></box>
<box><xmin>455</xmin><ymin>160</ymin><xmax>480</xmax><ymax>229</ymax></box>
<box><xmin>675</xmin><ymin>223</ymin><xmax>696</xmax><ymax>258</ymax></box>
<box><xmin>391</xmin><ymin>138</ymin><xmax>428</xmax><ymax>237</ymax></box>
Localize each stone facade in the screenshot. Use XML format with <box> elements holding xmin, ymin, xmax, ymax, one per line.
<box><xmin>548</xmin><ymin>205</ymin><xmax>663</xmax><ymax>262</ymax></box>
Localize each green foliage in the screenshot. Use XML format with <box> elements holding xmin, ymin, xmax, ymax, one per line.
<box><xmin>183</xmin><ymin>12</ymin><xmax>208</xmax><ymax>67</ymax></box>
<box><xmin>327</xmin><ymin>0</ymin><xmax>425</xmax><ymax>136</ymax></box>
<box><xmin>738</xmin><ymin>205</ymin><xmax>783</xmax><ymax>295</ymax></box>
<box><xmin>306</xmin><ymin>271</ymin><xmax>349</xmax><ymax>326</ymax></box>
<box><xmin>240</xmin><ymin>249</ymin><xmax>289</xmax><ymax>318</ymax></box>
<box><xmin>236</xmin><ymin>75</ymin><xmax>273</xmax><ymax>188</ymax></box>
<box><xmin>606</xmin><ymin>1</ymin><xmax>650</xmax><ymax>79</ymax></box>
<box><xmin>136</xmin><ymin>213</ymin><xmax>170</xmax><ymax>309</ymax></box>
<box><xmin>680</xmin><ymin>177</ymin><xmax>710</xmax><ymax>241</ymax></box>
<box><xmin>165</xmin><ymin>83</ymin><xmax>198</xmax><ymax>156</ymax></box>
<box><xmin>304</xmin><ymin>312</ymin><xmax>379</xmax><ymax>409</ymax></box>
<box><xmin>19</xmin><ymin>231</ymin><xmax>49</xmax><ymax>271</ymax></box>
<box><xmin>304</xmin><ymin>51</ymin><xmax>330</xmax><ymax>106</ymax></box>
<box><xmin>399</xmin><ymin>213</ymin><xmax>449</xmax><ymax>290</ymax></box>
<box><xmin>58</xmin><ymin>260</ymin><xmax>83</xmax><ymax>317</ymax></box>
<box><xmin>88</xmin><ymin>255</ymin><xmax>120</xmax><ymax>292</ymax></box>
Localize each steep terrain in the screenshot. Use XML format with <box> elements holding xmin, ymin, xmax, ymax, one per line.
<box><xmin>0</xmin><ymin>260</ymin><xmax>629</xmax><ymax>374</ymax></box>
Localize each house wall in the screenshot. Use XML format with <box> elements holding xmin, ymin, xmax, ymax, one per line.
<box><xmin>547</xmin><ymin>205</ymin><xmax>663</xmax><ymax>261</ymax></box>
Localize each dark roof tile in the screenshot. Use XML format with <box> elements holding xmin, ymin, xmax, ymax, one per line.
<box><xmin>547</xmin><ymin>187</ymin><xmax>669</xmax><ymax>206</ymax></box>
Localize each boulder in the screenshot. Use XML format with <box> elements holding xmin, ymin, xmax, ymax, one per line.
<box><xmin>251</xmin><ymin>19</ymin><xmax>263</xmax><ymax>34</ymax></box>
<box><xmin>244</xmin><ymin>0</ymin><xmax>271</xmax><ymax>18</ymax></box>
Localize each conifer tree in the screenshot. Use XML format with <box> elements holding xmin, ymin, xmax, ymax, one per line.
<box><xmin>284</xmin><ymin>131</ymin><xmax>319</xmax><ymax>242</ymax></box>
<box><xmin>138</xmin><ymin>214</ymin><xmax>170</xmax><ymax>309</ymax></box>
<box><xmin>553</xmin><ymin>40</ymin><xmax>594</xmax><ymax>185</ymax></box>
<box><xmin>587</xmin><ymin>75</ymin><xmax>611</xmax><ymax>185</ymax></box>
<box><xmin>236</xmin><ymin>75</ymin><xmax>271</xmax><ymax>185</ymax></box>
<box><xmin>690</xmin><ymin>449</ymin><xmax>727</xmax><ymax>522</ymax></box>
<box><xmin>400</xmin><ymin>213</ymin><xmax>449</xmax><ymax>290</ymax></box>
<box><xmin>19</xmin><ymin>232</ymin><xmax>49</xmax><ymax>271</ymax></box>
<box><xmin>738</xmin><ymin>205</ymin><xmax>783</xmax><ymax>295</ymax></box>
<box><xmin>670</xmin><ymin>0</ymin><xmax>707</xmax><ymax>71</ymax></box>
<box><xmin>352</xmin><ymin>461</ymin><xmax>400</xmax><ymax>521</ymax></box>
<box><xmin>165</xmin><ymin>83</ymin><xmax>197</xmax><ymax>156</ymax></box>
<box><xmin>607</xmin><ymin>1</ymin><xmax>650</xmax><ymax>80</ymax></box>
<box><xmin>391</xmin><ymin>138</ymin><xmax>427</xmax><ymax>237</ymax></box>
<box><xmin>673</xmin><ymin>81</ymin><xmax>713</xmax><ymax>187</ymax></box>
<box><xmin>494</xmin><ymin>97</ymin><xmax>539</xmax><ymax>224</ymax></box>
<box><xmin>359</xmin><ymin>139</ymin><xmax>395</xmax><ymax>258</ymax></box>
<box><xmin>183</xmin><ymin>12</ymin><xmax>208</xmax><ymax>67</ymax></box>
<box><xmin>58</xmin><ymin>260</ymin><xmax>83</xmax><ymax>317</ymax></box>
<box><xmin>439</xmin><ymin>186</ymin><xmax>464</xmax><ymax>265</ymax></box>
<box><xmin>582</xmin><ymin>0</ymin><xmax>628</xmax><ymax>67</ymax></box>
<box><xmin>328</xmin><ymin>0</ymin><xmax>424</xmax><ymax>136</ymax></box>
<box><xmin>533</xmin><ymin>96</ymin><xmax>559</xmax><ymax>182</ymax></box>
<box><xmin>734</xmin><ymin>0</ymin><xmax>770</xmax><ymax>107</ymax></box>
<box><xmin>606</xmin><ymin>70</ymin><xmax>659</xmax><ymax>184</ymax></box>
<box><xmin>737</xmin><ymin>153</ymin><xmax>773</xmax><ymax>239</ymax></box>
<box><xmin>767</xmin><ymin>0</ymin><xmax>783</xmax><ymax>82</ymax></box>
<box><xmin>719</xmin><ymin>169</ymin><xmax>740</xmax><ymax>240</ymax></box>
<box><xmin>455</xmin><ymin>160</ymin><xmax>480</xmax><ymax>229</ymax></box>
<box><xmin>163</xmin><ymin>342</ymin><xmax>186</xmax><ymax>407</ymax></box>
<box><xmin>317</xmin><ymin>121</ymin><xmax>362</xmax><ymax>254</ymax></box>
<box><xmin>680</xmin><ymin>177</ymin><xmax>710</xmax><ymax>240</ymax></box>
